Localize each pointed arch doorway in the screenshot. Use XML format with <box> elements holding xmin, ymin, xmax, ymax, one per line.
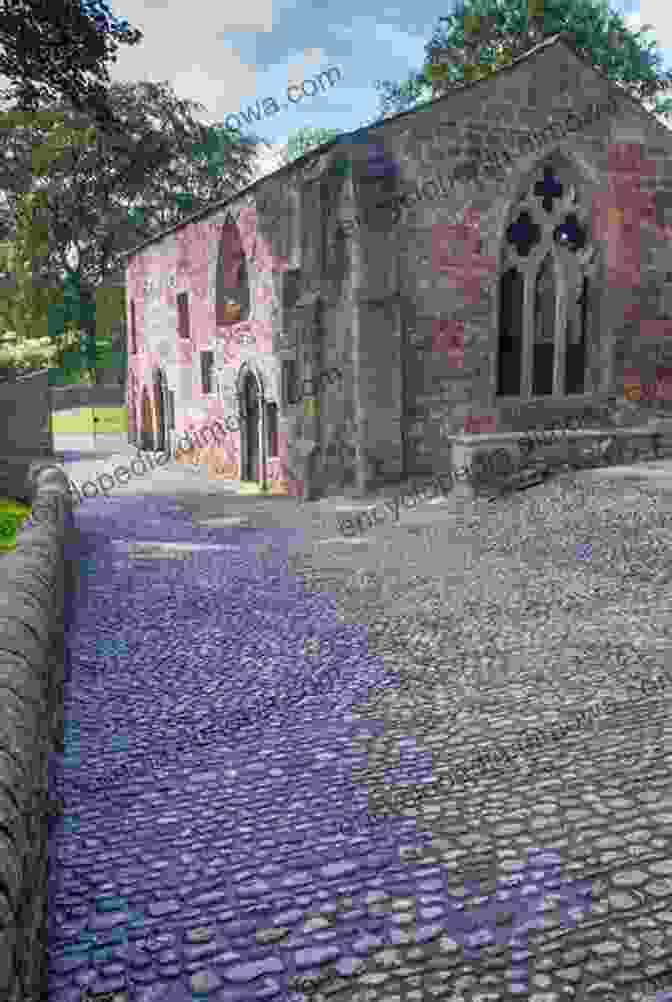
<box><xmin>152</xmin><ymin>367</ymin><xmax>168</xmax><ymax>452</ymax></box>
<box><xmin>140</xmin><ymin>386</ymin><xmax>153</xmax><ymax>451</ymax></box>
<box><xmin>241</xmin><ymin>369</ymin><xmax>261</xmax><ymax>482</ymax></box>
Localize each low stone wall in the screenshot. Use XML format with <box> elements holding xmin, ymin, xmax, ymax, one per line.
<box><xmin>448</xmin><ymin>420</ymin><xmax>672</xmax><ymax>497</ymax></box>
<box><xmin>49</xmin><ymin>383</ymin><xmax>125</xmax><ymax>412</ymax></box>
<box><xmin>0</xmin><ymin>370</ymin><xmax>54</xmax><ymax>501</ymax></box>
<box><xmin>0</xmin><ymin>462</ymin><xmax>77</xmax><ymax>1002</ymax></box>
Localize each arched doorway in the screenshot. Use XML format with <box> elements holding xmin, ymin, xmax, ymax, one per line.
<box><xmin>242</xmin><ymin>370</ymin><xmax>260</xmax><ymax>481</ymax></box>
<box><xmin>140</xmin><ymin>386</ymin><xmax>153</xmax><ymax>451</ymax></box>
<box><xmin>152</xmin><ymin>368</ymin><xmax>167</xmax><ymax>451</ymax></box>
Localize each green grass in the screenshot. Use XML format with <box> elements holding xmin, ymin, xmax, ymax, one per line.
<box><xmin>0</xmin><ymin>497</ymin><xmax>32</xmax><ymax>550</ymax></box>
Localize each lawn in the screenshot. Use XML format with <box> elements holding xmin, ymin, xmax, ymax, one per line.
<box><xmin>49</xmin><ymin>406</ymin><xmax>127</xmax><ymax>434</ymax></box>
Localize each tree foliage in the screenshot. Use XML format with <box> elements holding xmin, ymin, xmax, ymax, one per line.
<box><xmin>0</xmin><ymin>80</ymin><xmax>263</xmax><ymax>378</ymax></box>
<box><xmin>0</xmin><ymin>0</ymin><xmax>268</xmax><ymax>385</ymax></box>
<box><xmin>374</xmin><ymin>0</ymin><xmax>672</xmax><ymax>120</ymax></box>
<box><xmin>0</xmin><ymin>0</ymin><xmax>143</xmax><ymax>130</ymax></box>
<box><xmin>284</xmin><ymin>126</ymin><xmax>344</xmax><ymax>163</ymax></box>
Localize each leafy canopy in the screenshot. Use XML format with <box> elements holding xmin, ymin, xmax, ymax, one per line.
<box><xmin>374</xmin><ymin>0</ymin><xmax>672</xmax><ymax>120</ymax></box>
<box><xmin>0</xmin><ymin>0</ymin><xmax>143</xmax><ymax>131</ymax></box>
<box><xmin>285</xmin><ymin>126</ymin><xmax>344</xmax><ymax>163</ymax></box>
<box><xmin>0</xmin><ymin>79</ymin><xmax>263</xmax><ymax>382</ymax></box>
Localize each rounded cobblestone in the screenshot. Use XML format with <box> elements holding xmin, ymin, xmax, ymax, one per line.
<box><xmin>44</xmin><ymin>474</ymin><xmax>672</xmax><ymax>1002</ymax></box>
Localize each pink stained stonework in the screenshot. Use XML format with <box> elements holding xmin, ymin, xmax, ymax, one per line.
<box><xmin>433</xmin><ymin>318</ymin><xmax>465</xmax><ymax>368</ymax></box>
<box><xmin>464</xmin><ymin>415</ymin><xmax>497</xmax><ymax>435</ymax></box>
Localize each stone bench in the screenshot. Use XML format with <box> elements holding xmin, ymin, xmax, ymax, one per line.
<box><xmin>446</xmin><ymin>421</ymin><xmax>672</xmax><ymax>498</ymax></box>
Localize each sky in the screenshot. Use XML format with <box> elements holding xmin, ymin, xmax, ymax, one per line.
<box><xmin>0</xmin><ymin>0</ymin><xmax>668</xmax><ymax>180</ymax></box>
<box><xmin>97</xmin><ymin>0</ymin><xmax>672</xmax><ymax>175</ymax></box>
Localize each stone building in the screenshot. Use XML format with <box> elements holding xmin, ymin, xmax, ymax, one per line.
<box><xmin>122</xmin><ymin>32</ymin><xmax>672</xmax><ymax>500</ymax></box>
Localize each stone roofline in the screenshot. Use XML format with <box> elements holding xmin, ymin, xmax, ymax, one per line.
<box><xmin>118</xmin><ymin>32</ymin><xmax>654</xmax><ymax>268</ymax></box>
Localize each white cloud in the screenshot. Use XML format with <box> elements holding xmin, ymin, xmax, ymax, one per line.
<box><xmin>624</xmin><ymin>1</ymin><xmax>672</xmax><ymax>51</ymax></box>
<box><xmin>249</xmin><ymin>142</ymin><xmax>288</xmax><ymax>180</ymax></box>
<box><xmin>106</xmin><ymin>0</ymin><xmax>276</xmax><ymax>121</ymax></box>
<box><xmin>302</xmin><ymin>47</ymin><xmax>324</xmax><ymax>66</ymax></box>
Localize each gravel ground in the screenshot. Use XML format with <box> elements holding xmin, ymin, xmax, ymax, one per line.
<box><xmin>46</xmin><ymin>466</ymin><xmax>672</xmax><ymax>1002</ymax></box>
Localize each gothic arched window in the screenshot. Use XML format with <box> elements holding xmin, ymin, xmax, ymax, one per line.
<box><xmin>216</xmin><ymin>217</ymin><xmax>250</xmax><ymax>326</ymax></box>
<box><xmin>497</xmin><ymin>163</ymin><xmax>597</xmax><ymax>399</ymax></box>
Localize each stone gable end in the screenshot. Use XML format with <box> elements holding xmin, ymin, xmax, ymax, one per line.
<box><xmin>124</xmin><ymin>35</ymin><xmax>672</xmax><ymax>498</ymax></box>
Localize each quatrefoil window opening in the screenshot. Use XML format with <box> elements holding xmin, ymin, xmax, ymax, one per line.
<box><xmin>507</xmin><ymin>207</ymin><xmax>588</xmax><ymax>256</ymax></box>
<box><xmin>553</xmin><ymin>213</ymin><xmax>587</xmax><ymax>252</ymax></box>
<box><xmin>506</xmin><ymin>166</ymin><xmax>588</xmax><ymax>261</ymax></box>
<box><xmin>506</xmin><ymin>209</ymin><xmax>589</xmax><ymax>265</ymax></box>
<box><xmin>533</xmin><ymin>165</ymin><xmax>564</xmax><ymax>213</ymax></box>
<box><xmin>506</xmin><ymin>211</ymin><xmax>541</xmax><ymax>257</ymax></box>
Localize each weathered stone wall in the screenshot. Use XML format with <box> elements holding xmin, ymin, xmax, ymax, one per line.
<box><xmin>125</xmin><ymin>35</ymin><xmax>672</xmax><ymax>498</ymax></box>
<box><xmin>0</xmin><ymin>462</ymin><xmax>76</xmax><ymax>1002</ymax></box>
<box><xmin>338</xmin><ymin>38</ymin><xmax>672</xmax><ymax>481</ymax></box>
<box><xmin>0</xmin><ymin>370</ymin><xmax>54</xmax><ymax>502</ymax></box>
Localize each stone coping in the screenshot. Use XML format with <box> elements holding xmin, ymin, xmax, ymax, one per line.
<box><xmin>446</xmin><ymin>423</ymin><xmax>670</xmax><ymax>498</ymax></box>
<box><xmin>446</xmin><ymin>422</ymin><xmax>672</xmax><ymax>447</ymax></box>
<box><xmin>0</xmin><ymin>460</ymin><xmax>75</xmax><ymax>1001</ymax></box>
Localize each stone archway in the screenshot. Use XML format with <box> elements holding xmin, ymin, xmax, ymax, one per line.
<box><xmin>242</xmin><ymin>369</ymin><xmax>260</xmax><ymax>481</ymax></box>
<box><xmin>140</xmin><ymin>385</ymin><xmax>153</xmax><ymax>451</ymax></box>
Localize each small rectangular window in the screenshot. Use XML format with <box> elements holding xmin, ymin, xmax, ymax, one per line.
<box><xmin>201</xmin><ymin>351</ymin><xmax>214</xmax><ymax>394</ymax></box>
<box><xmin>130</xmin><ymin>300</ymin><xmax>137</xmax><ymax>354</ymax></box>
<box><xmin>282</xmin><ymin>358</ymin><xmax>299</xmax><ymax>407</ymax></box>
<box><xmin>282</xmin><ymin>269</ymin><xmax>301</xmax><ymax>311</ymax></box>
<box><xmin>177</xmin><ymin>292</ymin><xmax>190</xmax><ymax>339</ymax></box>
<box><xmin>267</xmin><ymin>402</ymin><xmax>278</xmax><ymax>457</ymax></box>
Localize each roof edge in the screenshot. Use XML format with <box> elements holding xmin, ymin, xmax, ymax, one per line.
<box><xmin>120</xmin><ymin>31</ymin><xmax>658</xmax><ymax>266</ymax></box>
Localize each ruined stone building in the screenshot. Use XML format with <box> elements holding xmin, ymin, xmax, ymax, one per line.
<box><xmin>122</xmin><ymin>32</ymin><xmax>672</xmax><ymax>499</ymax></box>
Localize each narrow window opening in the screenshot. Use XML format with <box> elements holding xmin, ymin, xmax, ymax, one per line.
<box><xmin>177</xmin><ymin>292</ymin><xmax>190</xmax><ymax>339</ymax></box>
<box><xmin>130</xmin><ymin>300</ymin><xmax>137</xmax><ymax>354</ymax></box>
<box><xmin>497</xmin><ymin>267</ymin><xmax>523</xmax><ymax>396</ymax></box>
<box><xmin>201</xmin><ymin>350</ymin><xmax>214</xmax><ymax>394</ymax></box>
<box><xmin>532</xmin><ymin>254</ymin><xmax>556</xmax><ymax>396</ymax></box>
<box><xmin>282</xmin><ymin>358</ymin><xmax>299</xmax><ymax>406</ymax></box>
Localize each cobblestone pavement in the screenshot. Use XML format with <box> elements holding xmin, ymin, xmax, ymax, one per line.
<box><xmin>47</xmin><ymin>465</ymin><xmax>672</xmax><ymax>1002</ymax></box>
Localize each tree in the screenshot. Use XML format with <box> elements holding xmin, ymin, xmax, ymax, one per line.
<box><xmin>0</xmin><ymin>105</ymin><xmax>100</xmax><ymax>377</ymax></box>
<box><xmin>0</xmin><ymin>81</ymin><xmax>263</xmax><ymax>380</ymax></box>
<box><xmin>2</xmin><ymin>82</ymin><xmax>263</xmax><ymax>287</ymax></box>
<box><xmin>0</xmin><ymin>0</ymin><xmax>143</xmax><ymax>131</ymax></box>
<box><xmin>374</xmin><ymin>0</ymin><xmax>672</xmax><ymax>120</ymax></box>
<box><xmin>284</xmin><ymin>126</ymin><xmax>345</xmax><ymax>164</ymax></box>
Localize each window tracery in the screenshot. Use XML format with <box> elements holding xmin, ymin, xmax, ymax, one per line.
<box><xmin>497</xmin><ymin>162</ymin><xmax>598</xmax><ymax>398</ymax></box>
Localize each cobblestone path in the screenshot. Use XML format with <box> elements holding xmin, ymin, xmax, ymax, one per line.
<box><xmin>47</xmin><ymin>474</ymin><xmax>672</xmax><ymax>1002</ymax></box>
